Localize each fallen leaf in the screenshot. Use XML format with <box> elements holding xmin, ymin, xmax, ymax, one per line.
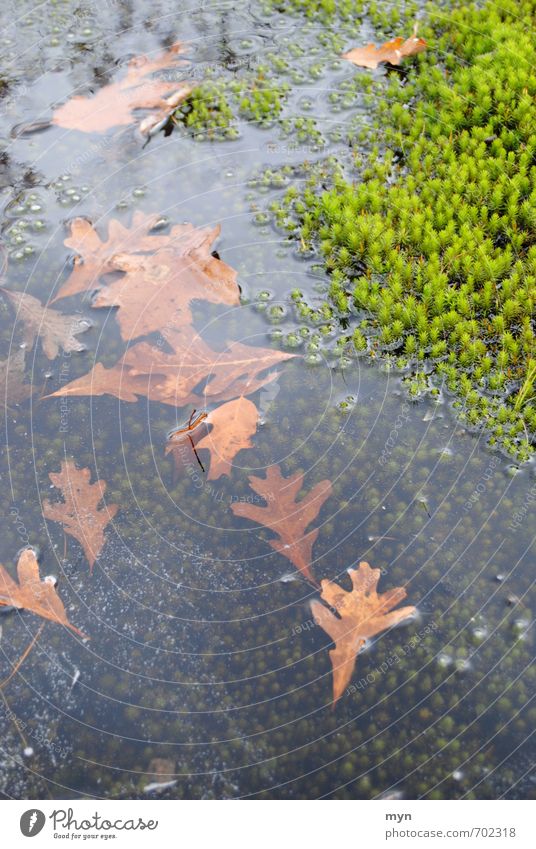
<box><xmin>0</xmin><ymin>548</ymin><xmax>85</xmax><ymax>636</ymax></box>
<box><xmin>0</xmin><ymin>348</ymin><xmax>34</xmax><ymax>404</ymax></box>
<box><xmin>230</xmin><ymin>465</ymin><xmax>332</xmax><ymax>584</ymax></box>
<box><xmin>55</xmin><ymin>212</ymin><xmax>176</xmax><ymax>302</ymax></box>
<box><xmin>52</xmin><ymin>43</ymin><xmax>196</xmax><ymax>134</ymax></box>
<box><xmin>139</xmin><ymin>327</ymin><xmax>293</xmax><ymax>405</ymax></box>
<box><xmin>44</xmin><ymin>361</ymin><xmax>153</xmax><ymax>403</ymax></box>
<box><xmin>42</xmin><ymin>460</ymin><xmax>119</xmax><ymax>573</ymax></box>
<box><xmin>342</xmin><ymin>30</ymin><xmax>427</xmax><ymax>69</ymax></box>
<box><xmin>1</xmin><ymin>287</ymin><xmax>91</xmax><ymax>359</ymax></box>
<box><xmin>196</xmin><ymin>398</ymin><xmax>258</xmax><ymax>479</ymax></box>
<box><xmin>311</xmin><ymin>562</ymin><xmax>416</xmax><ymax>706</ymax></box>
<box><xmin>46</xmin><ymin>327</ymin><xmax>296</xmax><ymax>409</ymax></box>
<box><xmin>167</xmin><ymin>397</ymin><xmax>258</xmax><ymax>479</ymax></box>
<box><xmin>91</xmin><ymin>224</ymin><xmax>240</xmax><ymax>340</ymax></box>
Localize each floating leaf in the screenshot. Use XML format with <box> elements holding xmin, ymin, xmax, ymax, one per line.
<box><xmin>42</xmin><ymin>460</ymin><xmax>118</xmax><ymax>573</ymax></box>
<box><xmin>1</xmin><ymin>287</ymin><xmax>91</xmax><ymax>359</ymax></box>
<box><xmin>52</xmin><ymin>43</ymin><xmax>196</xmax><ymax>134</ymax></box>
<box><xmin>47</xmin><ymin>327</ymin><xmax>296</xmax><ymax>409</ymax></box>
<box><xmin>0</xmin><ymin>348</ymin><xmax>34</xmax><ymax>404</ymax></box>
<box><xmin>0</xmin><ymin>548</ymin><xmax>85</xmax><ymax>636</ymax></box>
<box><xmin>55</xmin><ymin>212</ymin><xmax>176</xmax><ymax>302</ymax></box>
<box><xmin>230</xmin><ymin>465</ymin><xmax>332</xmax><ymax>584</ymax></box>
<box><xmin>91</xmin><ymin>224</ymin><xmax>240</xmax><ymax>341</ymax></box>
<box><xmin>311</xmin><ymin>562</ymin><xmax>416</xmax><ymax>706</ymax></box>
<box><xmin>168</xmin><ymin>397</ymin><xmax>258</xmax><ymax>480</ymax></box>
<box><xmin>342</xmin><ymin>29</ymin><xmax>427</xmax><ymax>69</ymax></box>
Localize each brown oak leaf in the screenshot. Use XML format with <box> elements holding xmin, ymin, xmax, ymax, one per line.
<box><xmin>54</xmin><ymin>212</ymin><xmax>177</xmax><ymax>302</ymax></box>
<box><xmin>230</xmin><ymin>465</ymin><xmax>332</xmax><ymax>584</ymax></box>
<box><xmin>311</xmin><ymin>562</ymin><xmax>416</xmax><ymax>706</ymax></box>
<box><xmin>42</xmin><ymin>461</ymin><xmax>119</xmax><ymax>573</ymax></box>
<box><xmin>1</xmin><ymin>287</ymin><xmax>91</xmax><ymax>359</ymax></box>
<box><xmin>44</xmin><ymin>361</ymin><xmax>152</xmax><ymax>403</ymax></box>
<box><xmin>167</xmin><ymin>397</ymin><xmax>258</xmax><ymax>480</ymax></box>
<box><xmin>46</xmin><ymin>327</ymin><xmax>296</xmax><ymax>409</ymax></box>
<box><xmin>90</xmin><ymin>224</ymin><xmax>240</xmax><ymax>341</ymax></box>
<box><xmin>342</xmin><ymin>29</ymin><xmax>427</xmax><ymax>69</ymax></box>
<box><xmin>0</xmin><ymin>548</ymin><xmax>85</xmax><ymax>636</ymax></box>
<box><xmin>52</xmin><ymin>43</ymin><xmax>196</xmax><ymax>134</ymax></box>
<box><xmin>0</xmin><ymin>348</ymin><xmax>34</xmax><ymax>405</ymax></box>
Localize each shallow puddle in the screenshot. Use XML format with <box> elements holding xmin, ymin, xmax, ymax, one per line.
<box><xmin>0</xmin><ymin>0</ymin><xmax>534</xmax><ymax>799</ymax></box>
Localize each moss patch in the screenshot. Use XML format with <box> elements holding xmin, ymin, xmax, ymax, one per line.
<box><xmin>272</xmin><ymin>0</ymin><xmax>536</xmax><ymax>460</ymax></box>
<box><xmin>263</xmin><ymin>0</ymin><xmax>419</xmax><ymax>29</ymax></box>
<box><xmin>173</xmin><ymin>74</ymin><xmax>290</xmax><ymax>140</ymax></box>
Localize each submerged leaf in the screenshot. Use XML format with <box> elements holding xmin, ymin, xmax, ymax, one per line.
<box><xmin>47</xmin><ymin>327</ymin><xmax>296</xmax><ymax>409</ymax></box>
<box><xmin>1</xmin><ymin>287</ymin><xmax>91</xmax><ymax>359</ymax></box>
<box><xmin>230</xmin><ymin>465</ymin><xmax>332</xmax><ymax>584</ymax></box>
<box><xmin>0</xmin><ymin>348</ymin><xmax>34</xmax><ymax>404</ymax></box>
<box><xmin>44</xmin><ymin>361</ymin><xmax>152</xmax><ymax>403</ymax></box>
<box><xmin>311</xmin><ymin>562</ymin><xmax>416</xmax><ymax>706</ymax></box>
<box><xmin>193</xmin><ymin>397</ymin><xmax>258</xmax><ymax>480</ymax></box>
<box><xmin>91</xmin><ymin>224</ymin><xmax>240</xmax><ymax>341</ymax></box>
<box><xmin>55</xmin><ymin>212</ymin><xmax>175</xmax><ymax>302</ymax></box>
<box><xmin>0</xmin><ymin>548</ymin><xmax>85</xmax><ymax>636</ymax></box>
<box><xmin>42</xmin><ymin>460</ymin><xmax>119</xmax><ymax>573</ymax></box>
<box><xmin>342</xmin><ymin>31</ymin><xmax>427</xmax><ymax>69</ymax></box>
<box><xmin>52</xmin><ymin>43</ymin><xmax>196</xmax><ymax>134</ymax></box>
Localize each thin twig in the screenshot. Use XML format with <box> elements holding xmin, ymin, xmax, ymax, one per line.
<box><xmin>0</xmin><ymin>688</ymin><xmax>28</xmax><ymax>748</ymax></box>
<box><xmin>0</xmin><ymin>622</ymin><xmax>45</xmax><ymax>689</ymax></box>
<box><xmin>188</xmin><ymin>434</ymin><xmax>205</xmax><ymax>472</ymax></box>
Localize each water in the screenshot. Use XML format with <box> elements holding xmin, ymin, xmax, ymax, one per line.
<box><xmin>0</xmin><ymin>0</ymin><xmax>534</xmax><ymax>800</ymax></box>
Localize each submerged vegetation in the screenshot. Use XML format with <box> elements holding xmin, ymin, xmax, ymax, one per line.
<box><xmin>270</xmin><ymin>0</ymin><xmax>536</xmax><ymax>460</ymax></box>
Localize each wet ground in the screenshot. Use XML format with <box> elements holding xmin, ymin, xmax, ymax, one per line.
<box><xmin>0</xmin><ymin>0</ymin><xmax>534</xmax><ymax>799</ymax></box>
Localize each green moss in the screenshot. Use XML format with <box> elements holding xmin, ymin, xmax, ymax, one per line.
<box><xmin>174</xmin><ymin>81</ymin><xmax>236</xmax><ymax>140</ymax></box>
<box><xmin>263</xmin><ymin>0</ymin><xmax>419</xmax><ymax>31</ymax></box>
<box><xmin>173</xmin><ymin>74</ymin><xmax>289</xmax><ymax>139</ymax></box>
<box><xmin>263</xmin><ymin>0</ymin><xmax>363</xmax><ymax>20</ymax></box>
<box><xmin>272</xmin><ymin>0</ymin><xmax>536</xmax><ymax>460</ymax></box>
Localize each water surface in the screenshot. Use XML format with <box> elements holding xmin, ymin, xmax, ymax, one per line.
<box><xmin>0</xmin><ymin>0</ymin><xmax>534</xmax><ymax>800</ymax></box>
